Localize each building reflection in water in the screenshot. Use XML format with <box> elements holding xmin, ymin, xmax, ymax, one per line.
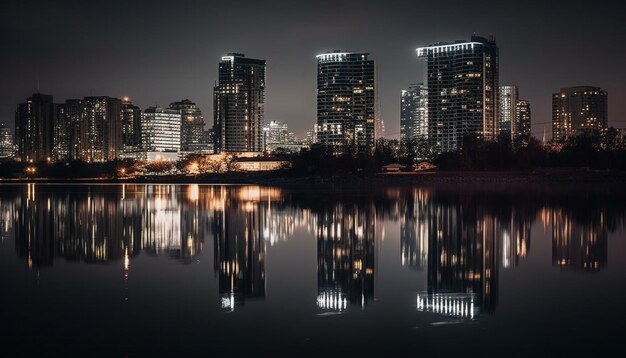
<box><xmin>544</xmin><ymin>207</ymin><xmax>608</xmax><ymax>272</ymax></box>
<box><xmin>316</xmin><ymin>204</ymin><xmax>376</xmax><ymax>311</ymax></box>
<box><xmin>1</xmin><ymin>184</ymin><xmax>622</xmax><ymax>315</ymax></box>
<box><xmin>407</xmin><ymin>189</ymin><xmax>535</xmax><ymax>319</ymax></box>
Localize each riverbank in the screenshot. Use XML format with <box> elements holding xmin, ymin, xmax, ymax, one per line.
<box><xmin>2</xmin><ymin>168</ymin><xmax>626</xmax><ymax>187</ymax></box>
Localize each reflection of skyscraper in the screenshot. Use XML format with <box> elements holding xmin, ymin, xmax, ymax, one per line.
<box><xmin>551</xmin><ymin>208</ymin><xmax>607</xmax><ymax>271</ymax></box>
<box><xmin>316</xmin><ymin>204</ymin><xmax>376</xmax><ymax>311</ymax></box>
<box><xmin>213</xmin><ymin>188</ymin><xmax>267</xmax><ymax>311</ymax></box>
<box><xmin>418</xmin><ymin>197</ymin><xmax>499</xmax><ymax>318</ymax></box>
<box><xmin>499</xmin><ymin>209</ymin><xmax>531</xmax><ymax>269</ymax></box>
<box><xmin>400</xmin><ymin>189</ymin><xmax>429</xmax><ymax>270</ymax></box>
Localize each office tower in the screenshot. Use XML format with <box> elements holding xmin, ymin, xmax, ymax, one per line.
<box><xmin>15</xmin><ymin>93</ymin><xmax>55</xmax><ymax>162</ymax></box>
<box><xmin>169</xmin><ymin>99</ymin><xmax>204</xmax><ymax>152</ymax></box>
<box><xmin>400</xmin><ymin>83</ymin><xmax>428</xmax><ymax>143</ymax></box>
<box><xmin>0</xmin><ymin>123</ymin><xmax>14</xmax><ymax>159</ymax></box>
<box><xmin>316</xmin><ymin>51</ymin><xmax>375</xmax><ymax>154</ymax></box>
<box><xmin>499</xmin><ymin>85</ymin><xmax>519</xmax><ymax>140</ymax></box>
<box><xmin>516</xmin><ymin>99</ymin><xmax>531</xmax><ymax>145</ymax></box>
<box><xmin>417</xmin><ymin>35</ymin><xmax>499</xmax><ymax>153</ymax></box>
<box><xmin>213</xmin><ymin>53</ymin><xmax>266</xmax><ymax>153</ymax></box>
<box><xmin>78</xmin><ymin>96</ymin><xmax>123</xmax><ymax>162</ymax></box>
<box><xmin>141</xmin><ymin>106</ymin><xmax>181</xmax><ymax>160</ymax></box>
<box><xmin>552</xmin><ymin>86</ymin><xmax>608</xmax><ymax>142</ymax></box>
<box><xmin>121</xmin><ymin>97</ymin><xmax>142</xmax><ymax>153</ymax></box>
<box><xmin>53</xmin><ymin>99</ymin><xmax>82</xmax><ymax>161</ymax></box>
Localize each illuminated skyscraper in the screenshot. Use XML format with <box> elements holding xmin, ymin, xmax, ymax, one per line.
<box><xmin>141</xmin><ymin>106</ymin><xmax>181</xmax><ymax>161</ymax></box>
<box><xmin>499</xmin><ymin>85</ymin><xmax>518</xmax><ymax>140</ymax></box>
<box><xmin>121</xmin><ymin>97</ymin><xmax>142</xmax><ymax>154</ymax></box>
<box><xmin>53</xmin><ymin>99</ymin><xmax>82</xmax><ymax>161</ymax></box>
<box><xmin>552</xmin><ymin>86</ymin><xmax>608</xmax><ymax>142</ymax></box>
<box><xmin>516</xmin><ymin>99</ymin><xmax>531</xmax><ymax>145</ymax></box>
<box><xmin>214</xmin><ymin>53</ymin><xmax>266</xmax><ymax>153</ymax></box>
<box><xmin>169</xmin><ymin>99</ymin><xmax>205</xmax><ymax>152</ymax></box>
<box><xmin>316</xmin><ymin>51</ymin><xmax>375</xmax><ymax>154</ymax></box>
<box><xmin>0</xmin><ymin>123</ymin><xmax>14</xmax><ymax>159</ymax></box>
<box><xmin>417</xmin><ymin>35</ymin><xmax>499</xmax><ymax>153</ymax></box>
<box><xmin>79</xmin><ymin>96</ymin><xmax>123</xmax><ymax>162</ymax></box>
<box><xmin>15</xmin><ymin>93</ymin><xmax>55</xmax><ymax>162</ymax></box>
<box><xmin>400</xmin><ymin>83</ymin><xmax>428</xmax><ymax>143</ymax></box>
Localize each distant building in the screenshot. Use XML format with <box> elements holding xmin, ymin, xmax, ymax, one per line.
<box><xmin>141</xmin><ymin>106</ymin><xmax>181</xmax><ymax>161</ymax></box>
<box><xmin>400</xmin><ymin>83</ymin><xmax>428</xmax><ymax>143</ymax></box>
<box><xmin>214</xmin><ymin>53</ymin><xmax>266</xmax><ymax>153</ymax></box>
<box><xmin>262</xmin><ymin>120</ymin><xmax>298</xmax><ymax>151</ymax></box>
<box><xmin>79</xmin><ymin>96</ymin><xmax>123</xmax><ymax>162</ymax></box>
<box><xmin>516</xmin><ymin>99</ymin><xmax>531</xmax><ymax>145</ymax></box>
<box><xmin>306</xmin><ymin>125</ymin><xmax>318</xmax><ymax>145</ymax></box>
<box><xmin>499</xmin><ymin>86</ymin><xmax>518</xmax><ymax>140</ymax></box>
<box><xmin>15</xmin><ymin>93</ymin><xmax>55</xmax><ymax>162</ymax></box>
<box><xmin>552</xmin><ymin>86</ymin><xmax>608</xmax><ymax>142</ymax></box>
<box><xmin>121</xmin><ymin>97</ymin><xmax>142</xmax><ymax>154</ymax></box>
<box><xmin>169</xmin><ymin>99</ymin><xmax>205</xmax><ymax>152</ymax></box>
<box><xmin>316</xmin><ymin>51</ymin><xmax>375</xmax><ymax>154</ymax></box>
<box><xmin>0</xmin><ymin>123</ymin><xmax>14</xmax><ymax>159</ymax></box>
<box><xmin>417</xmin><ymin>35</ymin><xmax>499</xmax><ymax>153</ymax></box>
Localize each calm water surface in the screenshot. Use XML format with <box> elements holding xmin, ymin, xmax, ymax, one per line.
<box><xmin>1</xmin><ymin>183</ymin><xmax>625</xmax><ymax>357</ymax></box>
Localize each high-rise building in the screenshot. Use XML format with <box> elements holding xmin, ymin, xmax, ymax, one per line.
<box><xmin>15</xmin><ymin>93</ymin><xmax>55</xmax><ymax>162</ymax></box>
<box><xmin>169</xmin><ymin>99</ymin><xmax>204</xmax><ymax>152</ymax></box>
<box><xmin>400</xmin><ymin>83</ymin><xmax>428</xmax><ymax>143</ymax></box>
<box><xmin>54</xmin><ymin>99</ymin><xmax>82</xmax><ymax>161</ymax></box>
<box><xmin>141</xmin><ymin>106</ymin><xmax>181</xmax><ymax>161</ymax></box>
<box><xmin>121</xmin><ymin>97</ymin><xmax>142</xmax><ymax>153</ymax></box>
<box><xmin>516</xmin><ymin>99</ymin><xmax>531</xmax><ymax>145</ymax></box>
<box><xmin>0</xmin><ymin>123</ymin><xmax>15</xmax><ymax>159</ymax></box>
<box><xmin>417</xmin><ymin>35</ymin><xmax>499</xmax><ymax>153</ymax></box>
<box><xmin>316</xmin><ymin>51</ymin><xmax>375</xmax><ymax>154</ymax></box>
<box><xmin>552</xmin><ymin>86</ymin><xmax>608</xmax><ymax>142</ymax></box>
<box><xmin>78</xmin><ymin>96</ymin><xmax>123</xmax><ymax>162</ymax></box>
<box><xmin>213</xmin><ymin>53</ymin><xmax>266</xmax><ymax>153</ymax></box>
<box><xmin>499</xmin><ymin>85</ymin><xmax>518</xmax><ymax>140</ymax></box>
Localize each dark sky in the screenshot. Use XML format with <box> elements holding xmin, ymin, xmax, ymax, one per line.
<box><xmin>1</xmin><ymin>0</ymin><xmax>624</xmax><ymax>139</ymax></box>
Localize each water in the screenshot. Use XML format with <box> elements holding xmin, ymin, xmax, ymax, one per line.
<box><xmin>1</xmin><ymin>183</ymin><xmax>625</xmax><ymax>357</ymax></box>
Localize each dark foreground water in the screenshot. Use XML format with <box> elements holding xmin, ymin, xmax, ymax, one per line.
<box><xmin>1</xmin><ymin>183</ymin><xmax>625</xmax><ymax>357</ymax></box>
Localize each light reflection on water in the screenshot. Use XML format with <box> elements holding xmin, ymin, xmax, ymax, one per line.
<box><xmin>0</xmin><ymin>183</ymin><xmax>624</xmax><ymax>356</ymax></box>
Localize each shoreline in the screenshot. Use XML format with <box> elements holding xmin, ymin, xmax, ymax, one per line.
<box><xmin>2</xmin><ymin>169</ymin><xmax>626</xmax><ymax>187</ymax></box>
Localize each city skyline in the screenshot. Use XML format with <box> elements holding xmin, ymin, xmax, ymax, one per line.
<box><xmin>2</xmin><ymin>1</ymin><xmax>625</xmax><ymax>140</ymax></box>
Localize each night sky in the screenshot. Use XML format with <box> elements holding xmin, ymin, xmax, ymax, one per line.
<box><xmin>1</xmin><ymin>0</ymin><xmax>624</xmax><ymax>139</ymax></box>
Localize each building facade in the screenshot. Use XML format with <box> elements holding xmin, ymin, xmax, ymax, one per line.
<box><xmin>121</xmin><ymin>97</ymin><xmax>142</xmax><ymax>154</ymax></box>
<box><xmin>15</xmin><ymin>93</ymin><xmax>55</xmax><ymax>162</ymax></box>
<box><xmin>141</xmin><ymin>106</ymin><xmax>181</xmax><ymax>160</ymax></box>
<box><xmin>79</xmin><ymin>96</ymin><xmax>123</xmax><ymax>162</ymax></box>
<box><xmin>516</xmin><ymin>99</ymin><xmax>531</xmax><ymax>145</ymax></box>
<box><xmin>400</xmin><ymin>83</ymin><xmax>428</xmax><ymax>143</ymax></box>
<box><xmin>499</xmin><ymin>85</ymin><xmax>518</xmax><ymax>140</ymax></box>
<box><xmin>417</xmin><ymin>35</ymin><xmax>499</xmax><ymax>153</ymax></box>
<box><xmin>0</xmin><ymin>123</ymin><xmax>14</xmax><ymax>159</ymax></box>
<box><xmin>169</xmin><ymin>99</ymin><xmax>204</xmax><ymax>152</ymax></box>
<box><xmin>213</xmin><ymin>53</ymin><xmax>266</xmax><ymax>153</ymax></box>
<box><xmin>316</xmin><ymin>51</ymin><xmax>375</xmax><ymax>154</ymax></box>
<box><xmin>53</xmin><ymin>99</ymin><xmax>83</xmax><ymax>161</ymax></box>
<box><xmin>552</xmin><ymin>86</ymin><xmax>608</xmax><ymax>142</ymax></box>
